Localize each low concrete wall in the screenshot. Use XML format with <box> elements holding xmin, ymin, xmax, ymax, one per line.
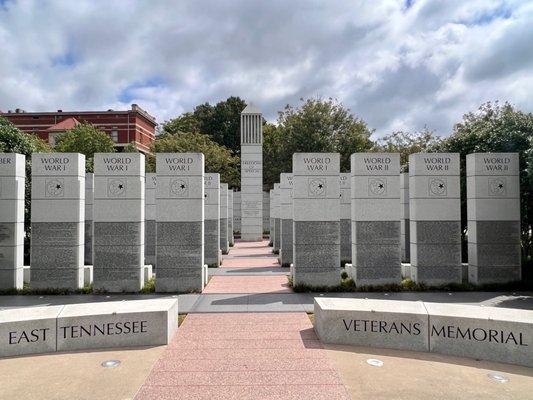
<box><xmin>315</xmin><ymin>297</ymin><xmax>533</xmax><ymax>367</ymax></box>
<box><xmin>0</xmin><ymin>298</ymin><xmax>178</xmax><ymax>358</ymax></box>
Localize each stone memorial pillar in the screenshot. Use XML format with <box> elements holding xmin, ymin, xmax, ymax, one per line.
<box><xmin>240</xmin><ymin>103</ymin><xmax>263</xmax><ymax>241</ymax></box>
<box><xmin>204</xmin><ymin>173</ymin><xmax>220</xmax><ymax>267</ymax></box>
<box><xmin>269</xmin><ymin>190</ymin><xmax>274</xmax><ymax>244</ymax></box>
<box><xmin>340</xmin><ymin>173</ymin><xmax>351</xmax><ymax>264</ymax></box>
<box><xmin>0</xmin><ymin>153</ymin><xmax>25</xmax><ymax>289</ymax></box>
<box><xmin>273</xmin><ymin>183</ymin><xmax>281</xmax><ymax>253</ymax></box>
<box><xmin>228</xmin><ymin>189</ymin><xmax>234</xmax><ymax>246</ymax></box>
<box><xmin>93</xmin><ymin>153</ymin><xmax>145</xmax><ymax>292</ymax></box>
<box><xmin>220</xmin><ymin>183</ymin><xmax>229</xmax><ymax>254</ymax></box>
<box><xmin>400</xmin><ymin>172</ymin><xmax>410</xmax><ymax>263</ymax></box>
<box><xmin>350</xmin><ymin>153</ymin><xmax>401</xmax><ymax>285</ymax></box>
<box><xmin>84</xmin><ymin>173</ymin><xmax>94</xmax><ymax>265</ymax></box>
<box><xmin>467</xmin><ymin>153</ymin><xmax>521</xmax><ymax>284</ymax></box>
<box><xmin>409</xmin><ymin>153</ymin><xmax>462</xmax><ymax>284</ymax></box>
<box><xmin>293</xmin><ymin>153</ymin><xmax>340</xmax><ymax>287</ymax></box>
<box><xmin>145</xmin><ymin>173</ymin><xmax>156</xmax><ymax>266</ymax></box>
<box><xmin>279</xmin><ymin>173</ymin><xmax>293</xmax><ymax>267</ymax></box>
<box><xmin>31</xmin><ymin>153</ymin><xmax>85</xmax><ymax>290</ymax></box>
<box><xmin>233</xmin><ymin>190</ymin><xmax>241</xmax><ymax>235</ymax></box>
<box><xmin>156</xmin><ymin>153</ymin><xmax>204</xmax><ymax>292</ymax></box>
<box><xmin>263</xmin><ymin>191</ymin><xmax>270</xmax><ymax>234</ymax></box>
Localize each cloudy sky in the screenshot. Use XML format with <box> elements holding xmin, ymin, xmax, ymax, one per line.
<box><xmin>1</xmin><ymin>0</ymin><xmax>532</xmax><ymax>137</ymax></box>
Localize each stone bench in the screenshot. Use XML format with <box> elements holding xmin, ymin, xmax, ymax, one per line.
<box><xmin>0</xmin><ymin>298</ymin><xmax>178</xmax><ymax>358</ymax></box>
<box><xmin>315</xmin><ymin>297</ymin><xmax>533</xmax><ymax>367</ymax></box>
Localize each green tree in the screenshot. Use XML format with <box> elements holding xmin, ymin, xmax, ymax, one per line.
<box><xmin>375</xmin><ymin>128</ymin><xmax>442</xmax><ymax>171</ymax></box>
<box><xmin>436</xmin><ymin>102</ymin><xmax>533</xmax><ymax>260</ymax></box>
<box><xmin>162</xmin><ymin>97</ymin><xmax>246</xmax><ymax>155</ymax></box>
<box><xmin>54</xmin><ymin>123</ymin><xmax>115</xmax><ymax>171</ymax></box>
<box><xmin>0</xmin><ymin>117</ymin><xmax>52</xmax><ymax>263</ymax></box>
<box><xmin>0</xmin><ymin>116</ymin><xmax>51</xmax><ymax>155</ymax></box>
<box><xmin>263</xmin><ymin>98</ymin><xmax>373</xmax><ymax>188</ymax></box>
<box><xmin>150</xmin><ymin>132</ymin><xmax>240</xmax><ymax>187</ymax></box>
<box><xmin>161</xmin><ymin>112</ymin><xmax>199</xmax><ymax>136</ymax></box>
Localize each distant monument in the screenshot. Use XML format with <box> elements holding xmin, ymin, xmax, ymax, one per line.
<box><xmin>240</xmin><ymin>103</ymin><xmax>263</xmax><ymax>241</ymax></box>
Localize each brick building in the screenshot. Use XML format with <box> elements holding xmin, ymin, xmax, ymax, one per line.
<box><xmin>0</xmin><ymin>104</ymin><xmax>156</xmax><ymax>153</ymax></box>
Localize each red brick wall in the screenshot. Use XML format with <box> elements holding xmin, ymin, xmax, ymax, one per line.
<box><xmin>1</xmin><ymin>110</ymin><xmax>156</xmax><ymax>153</ymax></box>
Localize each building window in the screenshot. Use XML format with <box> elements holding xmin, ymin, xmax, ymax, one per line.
<box><xmin>111</xmin><ymin>130</ymin><xmax>118</xmax><ymax>142</ymax></box>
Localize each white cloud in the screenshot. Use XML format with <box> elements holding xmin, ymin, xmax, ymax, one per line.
<box><xmin>0</xmin><ymin>0</ymin><xmax>532</xmax><ymax>136</ymax></box>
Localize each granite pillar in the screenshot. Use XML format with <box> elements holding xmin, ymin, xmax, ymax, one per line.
<box><xmin>145</xmin><ymin>173</ymin><xmax>156</xmax><ymax>266</ymax></box>
<box><xmin>280</xmin><ymin>173</ymin><xmax>293</xmax><ymax>267</ymax></box>
<box><xmin>0</xmin><ymin>153</ymin><xmax>25</xmax><ymax>289</ymax></box>
<box><xmin>467</xmin><ymin>153</ymin><xmax>521</xmax><ymax>284</ymax></box>
<box><xmin>228</xmin><ymin>190</ymin><xmax>234</xmax><ymax>246</ymax></box>
<box><xmin>400</xmin><ymin>172</ymin><xmax>410</xmax><ymax>263</ymax></box>
<box><xmin>240</xmin><ymin>104</ymin><xmax>263</xmax><ymax>240</ymax></box>
<box><xmin>340</xmin><ymin>172</ymin><xmax>351</xmax><ymax>264</ymax></box>
<box><xmin>220</xmin><ymin>183</ymin><xmax>229</xmax><ymax>254</ymax></box>
<box><xmin>233</xmin><ymin>190</ymin><xmax>241</xmax><ymax>234</ymax></box>
<box><xmin>263</xmin><ymin>191</ymin><xmax>270</xmax><ymax>234</ymax></box>
<box><xmin>204</xmin><ymin>173</ymin><xmax>220</xmax><ymax>267</ymax></box>
<box><xmin>409</xmin><ymin>153</ymin><xmax>462</xmax><ymax>284</ymax></box>
<box><xmin>31</xmin><ymin>153</ymin><xmax>85</xmax><ymax>290</ymax></box>
<box><xmin>93</xmin><ymin>153</ymin><xmax>145</xmax><ymax>292</ymax></box>
<box><xmin>272</xmin><ymin>183</ymin><xmax>281</xmax><ymax>253</ymax></box>
<box><xmin>292</xmin><ymin>153</ymin><xmax>340</xmax><ymax>287</ymax></box>
<box><xmin>84</xmin><ymin>173</ymin><xmax>94</xmax><ymax>265</ymax></box>
<box><xmin>155</xmin><ymin>153</ymin><xmax>204</xmax><ymax>292</ymax></box>
<box><xmin>350</xmin><ymin>153</ymin><xmax>401</xmax><ymax>285</ymax></box>
<box><xmin>269</xmin><ymin>190</ymin><xmax>274</xmax><ymax>245</ymax></box>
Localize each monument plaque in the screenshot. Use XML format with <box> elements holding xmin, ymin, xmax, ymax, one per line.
<box><xmin>409</xmin><ymin>153</ymin><xmax>462</xmax><ymax>284</ymax></box>
<box><xmin>400</xmin><ymin>172</ymin><xmax>410</xmax><ymax>264</ymax></box>
<box><xmin>145</xmin><ymin>173</ymin><xmax>156</xmax><ymax>266</ymax></box>
<box><xmin>339</xmin><ymin>173</ymin><xmax>351</xmax><ymax>264</ymax></box>
<box><xmin>93</xmin><ymin>153</ymin><xmax>145</xmax><ymax>292</ymax></box>
<box><xmin>262</xmin><ymin>191</ymin><xmax>270</xmax><ymax>233</ymax></box>
<box><xmin>240</xmin><ymin>103</ymin><xmax>263</xmax><ymax>240</ymax></box>
<box><xmin>84</xmin><ymin>173</ymin><xmax>94</xmax><ymax>265</ymax></box>
<box><xmin>220</xmin><ymin>183</ymin><xmax>229</xmax><ymax>254</ymax></box>
<box><xmin>228</xmin><ymin>190</ymin><xmax>234</xmax><ymax>246</ymax></box>
<box><xmin>204</xmin><ymin>173</ymin><xmax>220</xmax><ymax>267</ymax></box>
<box><xmin>467</xmin><ymin>153</ymin><xmax>521</xmax><ymax>284</ymax></box>
<box><xmin>279</xmin><ymin>173</ymin><xmax>293</xmax><ymax>267</ymax></box>
<box><xmin>155</xmin><ymin>153</ymin><xmax>204</xmax><ymax>292</ymax></box>
<box><xmin>269</xmin><ymin>190</ymin><xmax>274</xmax><ymax>244</ymax></box>
<box><xmin>273</xmin><ymin>183</ymin><xmax>281</xmax><ymax>253</ymax></box>
<box><xmin>292</xmin><ymin>153</ymin><xmax>340</xmax><ymax>287</ymax></box>
<box><xmin>350</xmin><ymin>153</ymin><xmax>401</xmax><ymax>285</ymax></box>
<box><xmin>31</xmin><ymin>153</ymin><xmax>85</xmax><ymax>290</ymax></box>
<box><xmin>233</xmin><ymin>190</ymin><xmax>241</xmax><ymax>234</ymax></box>
<box><xmin>0</xmin><ymin>153</ymin><xmax>25</xmax><ymax>289</ymax></box>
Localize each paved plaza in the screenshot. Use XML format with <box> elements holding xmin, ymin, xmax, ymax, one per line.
<box><xmin>1</xmin><ymin>240</ymin><xmax>532</xmax><ymax>399</ymax></box>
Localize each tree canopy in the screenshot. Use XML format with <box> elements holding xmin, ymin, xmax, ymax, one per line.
<box><xmin>375</xmin><ymin>129</ymin><xmax>442</xmax><ymax>171</ymax></box>
<box><xmin>435</xmin><ymin>102</ymin><xmax>533</xmax><ymax>259</ymax></box>
<box><xmin>150</xmin><ymin>132</ymin><xmax>240</xmax><ymax>187</ymax></box>
<box><xmin>54</xmin><ymin>122</ymin><xmax>115</xmax><ymax>171</ymax></box>
<box><xmin>262</xmin><ymin>98</ymin><xmax>373</xmax><ymax>188</ymax></box>
<box><xmin>0</xmin><ymin>116</ymin><xmax>51</xmax><ymax>155</ymax></box>
<box><xmin>162</xmin><ymin>96</ymin><xmax>246</xmax><ymax>155</ymax></box>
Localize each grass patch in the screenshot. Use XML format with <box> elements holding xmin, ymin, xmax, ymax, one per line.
<box><xmin>307</xmin><ymin>313</ymin><xmax>315</xmax><ymax>326</ymax></box>
<box><xmin>178</xmin><ymin>314</ymin><xmax>187</xmax><ymax>327</ymax></box>
<box><xmin>0</xmin><ymin>283</ymin><xmax>94</xmax><ymax>296</ymax></box>
<box><xmin>140</xmin><ymin>277</ymin><xmax>155</xmax><ymax>294</ymax></box>
<box><xmin>289</xmin><ymin>276</ymin><xmax>533</xmax><ymax>293</ymax></box>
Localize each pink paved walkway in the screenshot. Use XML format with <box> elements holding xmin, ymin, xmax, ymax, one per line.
<box><xmin>204</xmin><ymin>239</ymin><xmax>288</xmax><ymax>294</ymax></box>
<box><xmin>202</xmin><ymin>275</ymin><xmax>291</xmax><ymax>294</ymax></box>
<box><xmin>134</xmin><ymin>313</ymin><xmax>350</xmax><ymax>400</ymax></box>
